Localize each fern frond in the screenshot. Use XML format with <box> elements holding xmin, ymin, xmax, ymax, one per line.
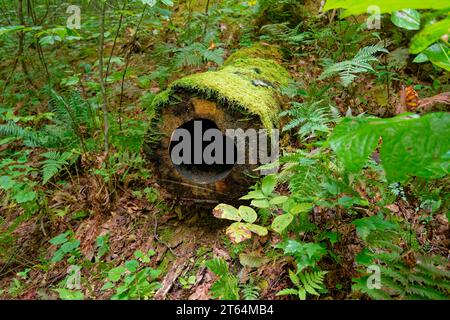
<box><xmin>241</xmin><ymin>283</ymin><xmax>260</xmax><ymax>300</ymax></box>
<box><xmin>281</xmin><ymin>101</ymin><xmax>333</xmax><ymax>139</ymax></box>
<box><xmin>205</xmin><ymin>258</ymin><xmax>229</xmax><ymax>277</ymax></box>
<box><xmin>40</xmin><ymin>151</ymin><xmax>74</xmax><ymax>185</ymax></box>
<box><xmin>319</xmin><ymin>43</ymin><xmax>388</xmax><ymax>86</ymax></box>
<box><xmin>0</xmin><ymin>121</ymin><xmax>42</xmax><ymax>147</ymax></box>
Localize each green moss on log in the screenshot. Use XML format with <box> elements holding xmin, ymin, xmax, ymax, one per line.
<box><xmin>151</xmin><ymin>45</ymin><xmax>291</xmax><ymax>129</ymax></box>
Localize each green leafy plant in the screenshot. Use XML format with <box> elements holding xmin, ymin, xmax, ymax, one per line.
<box><xmin>41</xmin><ymin>150</ymin><xmax>75</xmax><ymax>185</ymax></box>
<box><xmin>280</xmin><ymin>101</ymin><xmax>333</xmax><ymax>139</ymax></box>
<box><xmin>352</xmin><ymin>215</ymin><xmax>450</xmax><ymax>300</ymax></box>
<box><xmin>240</xmin><ymin>281</ymin><xmax>261</xmax><ymax>300</ymax></box>
<box><xmin>205</xmin><ymin>258</ymin><xmax>240</xmax><ymax>300</ymax></box>
<box><xmin>179</xmin><ymin>275</ymin><xmax>196</xmax><ymax>289</ymax></box>
<box><xmin>276</xmin><ymin>240</ymin><xmax>327</xmax><ymax>272</ymax></box>
<box><xmin>323</xmin><ymin>1</ymin><xmax>450</xmax><ymax>71</ymax></box>
<box><xmin>319</xmin><ymin>44</ymin><xmax>388</xmax><ymax>86</ymax></box>
<box><xmin>329</xmin><ymin>112</ymin><xmax>450</xmax><ymax>182</ymax></box>
<box><xmin>102</xmin><ymin>249</ymin><xmax>161</xmax><ymax>300</ymax></box>
<box><xmin>49</xmin><ymin>231</ymin><xmax>81</xmax><ymax>264</ymax></box>
<box><xmin>276</xmin><ymin>270</ymin><xmax>327</xmax><ymax>300</ymax></box>
<box><xmin>213</xmin><ymin>204</ymin><xmax>268</xmax><ymax>243</ymax></box>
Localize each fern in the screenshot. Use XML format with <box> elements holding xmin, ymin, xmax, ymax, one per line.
<box><xmin>205</xmin><ymin>258</ymin><xmax>229</xmax><ymax>276</ymax></box>
<box><xmin>319</xmin><ymin>43</ymin><xmax>388</xmax><ymax>86</ymax></box>
<box><xmin>259</xmin><ymin>23</ymin><xmax>311</xmax><ymax>46</ymax></box>
<box><xmin>41</xmin><ymin>151</ymin><xmax>74</xmax><ymax>185</ymax></box>
<box><xmin>280</xmin><ymin>101</ymin><xmax>333</xmax><ymax>139</ymax></box>
<box><xmin>353</xmin><ymin>220</ymin><xmax>450</xmax><ymax>300</ymax></box>
<box><xmin>174</xmin><ymin>43</ymin><xmax>224</xmax><ymax>68</ymax></box>
<box><xmin>277</xmin><ymin>270</ymin><xmax>327</xmax><ymax>300</ymax></box>
<box><xmin>0</xmin><ymin>121</ymin><xmax>42</xmax><ymax>147</ymax></box>
<box><xmin>205</xmin><ymin>258</ymin><xmax>240</xmax><ymax>300</ymax></box>
<box><xmin>241</xmin><ymin>283</ymin><xmax>260</xmax><ymax>300</ymax></box>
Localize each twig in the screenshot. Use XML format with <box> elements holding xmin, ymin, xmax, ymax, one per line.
<box><xmin>98</xmin><ymin>1</ymin><xmax>109</xmax><ymax>155</ymax></box>
<box><xmin>117</xmin><ymin>4</ymin><xmax>148</xmax><ymax>130</ymax></box>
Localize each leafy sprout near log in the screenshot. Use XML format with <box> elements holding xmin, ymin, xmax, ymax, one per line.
<box><xmin>0</xmin><ymin>0</ymin><xmax>449</xmax><ymax>301</ymax></box>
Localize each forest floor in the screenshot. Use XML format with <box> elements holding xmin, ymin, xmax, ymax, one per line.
<box><xmin>0</xmin><ymin>1</ymin><xmax>449</xmax><ymax>300</ymax></box>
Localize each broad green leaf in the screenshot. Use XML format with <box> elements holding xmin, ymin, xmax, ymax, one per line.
<box><xmin>290</xmin><ymin>203</ymin><xmax>314</xmax><ymax>215</ymax></box>
<box><xmin>329</xmin><ymin>113</ymin><xmax>450</xmax><ymax>182</ymax></box>
<box><xmin>125</xmin><ymin>260</ymin><xmax>139</xmax><ymax>273</ymax></box>
<box><xmin>238</xmin><ymin>205</ymin><xmax>257</xmax><ymax>223</ymax></box>
<box><xmin>54</xmin><ymin>289</ymin><xmax>84</xmax><ymax>300</ymax></box>
<box><xmin>240</xmin><ymin>190</ymin><xmax>266</xmax><ymax>200</ymax></box>
<box><xmin>205</xmin><ymin>258</ymin><xmax>229</xmax><ymax>276</ymax></box>
<box><xmin>14</xmin><ymin>190</ymin><xmax>36</xmax><ymax>203</ymax></box>
<box><xmin>412</xmin><ymin>52</ymin><xmax>429</xmax><ymax>63</ymax></box>
<box><xmin>353</xmin><ymin>215</ymin><xmax>397</xmax><ymax>241</ymax></box>
<box><xmin>0</xmin><ymin>25</ymin><xmax>40</xmax><ymax>36</ymax></box>
<box><xmin>101</xmin><ymin>281</ymin><xmax>115</xmax><ymax>291</ymax></box>
<box><xmin>323</xmin><ymin>0</ymin><xmax>450</xmax><ymax>17</ymax></box>
<box><xmin>250</xmin><ymin>199</ymin><xmax>270</xmax><ymax>208</ymax></box>
<box><xmin>0</xmin><ymin>176</ymin><xmax>15</xmax><ymax>190</ymax></box>
<box><xmin>261</xmin><ymin>175</ymin><xmax>277</xmax><ymax>195</ymax></box>
<box><xmin>410</xmin><ymin>17</ymin><xmax>450</xmax><ymax>54</ymax></box>
<box><xmin>272</xmin><ymin>213</ymin><xmax>294</xmax><ymax>233</ymax></box>
<box><xmin>269</xmin><ymin>195</ymin><xmax>289</xmax><ymax>205</ymax></box>
<box><xmin>422</xmin><ymin>43</ymin><xmax>450</xmax><ymax>71</ymax></box>
<box><xmin>0</xmin><ymin>25</ymin><xmax>25</xmax><ymax>36</ymax></box>
<box><xmin>328</xmin><ymin>117</ymin><xmax>380</xmax><ymax>173</ymax></box>
<box><xmin>108</xmin><ymin>266</ymin><xmax>126</xmax><ymax>282</ymax></box>
<box><xmin>213</xmin><ymin>204</ymin><xmax>241</xmax><ymax>221</ymax></box>
<box><xmin>245</xmin><ymin>223</ymin><xmax>268</xmax><ymax>236</ymax></box>
<box><xmin>226</xmin><ymin>222</ymin><xmax>252</xmax><ymax>243</ymax></box>
<box><xmin>391</xmin><ymin>9</ymin><xmax>421</xmax><ymax>30</ymax></box>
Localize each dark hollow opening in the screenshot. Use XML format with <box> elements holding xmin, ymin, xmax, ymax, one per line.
<box><xmin>169</xmin><ymin>118</ymin><xmax>237</xmax><ymax>184</ymax></box>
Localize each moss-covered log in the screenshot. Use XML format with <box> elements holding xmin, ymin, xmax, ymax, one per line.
<box><xmin>143</xmin><ymin>44</ymin><xmax>291</xmax><ymax>205</ymax></box>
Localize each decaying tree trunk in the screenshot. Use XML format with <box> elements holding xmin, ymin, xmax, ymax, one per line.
<box><xmin>143</xmin><ymin>44</ymin><xmax>291</xmax><ymax>205</ymax></box>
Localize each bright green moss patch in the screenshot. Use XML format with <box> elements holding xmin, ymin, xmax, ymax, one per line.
<box><xmin>151</xmin><ymin>46</ymin><xmax>291</xmax><ymax>129</ymax></box>
<box><xmin>224</xmin><ymin>43</ymin><xmax>283</xmax><ymax>65</ymax></box>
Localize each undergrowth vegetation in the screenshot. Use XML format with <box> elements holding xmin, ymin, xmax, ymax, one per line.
<box><xmin>0</xmin><ymin>0</ymin><xmax>449</xmax><ymax>300</ymax></box>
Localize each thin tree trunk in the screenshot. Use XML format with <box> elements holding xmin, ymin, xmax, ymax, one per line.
<box><xmin>98</xmin><ymin>1</ymin><xmax>109</xmax><ymax>155</ymax></box>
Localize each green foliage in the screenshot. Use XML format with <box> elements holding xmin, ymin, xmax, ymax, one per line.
<box><xmin>280</xmin><ymin>100</ymin><xmax>333</xmax><ymax>139</ymax></box>
<box><xmin>40</xmin><ymin>150</ymin><xmax>75</xmax><ymax>185</ymax></box>
<box><xmin>174</xmin><ymin>42</ymin><xmax>225</xmax><ymax>68</ymax></box>
<box><xmin>352</xmin><ymin>218</ymin><xmax>450</xmax><ymax>300</ymax></box>
<box><xmin>49</xmin><ymin>231</ymin><xmax>81</xmax><ymax>263</ymax></box>
<box><xmin>240</xmin><ymin>282</ymin><xmax>261</xmax><ymax>300</ymax></box>
<box><xmin>276</xmin><ymin>270</ymin><xmax>327</xmax><ymax>300</ymax></box>
<box><xmin>391</xmin><ymin>10</ymin><xmax>421</xmax><ymax>30</ymax></box>
<box><xmin>323</xmin><ymin>1</ymin><xmax>450</xmax><ymax>71</ymax></box>
<box><xmin>323</xmin><ymin>0</ymin><xmax>449</xmax><ymax>17</ymax></box>
<box><xmin>102</xmin><ymin>249</ymin><xmax>161</xmax><ymax>300</ymax></box>
<box><xmin>179</xmin><ymin>275</ymin><xmax>196</xmax><ymax>289</ymax></box>
<box><xmin>276</xmin><ymin>240</ymin><xmax>327</xmax><ymax>272</ymax></box>
<box><xmin>96</xmin><ymin>234</ymin><xmax>110</xmax><ymax>260</ymax></box>
<box><xmin>329</xmin><ymin>112</ymin><xmax>450</xmax><ymax>182</ymax></box>
<box><xmin>205</xmin><ymin>258</ymin><xmax>240</xmax><ymax>300</ymax></box>
<box><xmin>320</xmin><ymin>44</ymin><xmax>388</xmax><ymax>87</ymax></box>
<box><xmin>213</xmin><ymin>203</ymin><xmax>267</xmax><ymax>243</ymax></box>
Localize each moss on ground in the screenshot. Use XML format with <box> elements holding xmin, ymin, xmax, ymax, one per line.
<box><xmin>151</xmin><ymin>45</ymin><xmax>291</xmax><ymax>129</ymax></box>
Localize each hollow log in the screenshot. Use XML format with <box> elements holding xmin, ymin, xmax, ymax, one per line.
<box><xmin>143</xmin><ymin>44</ymin><xmax>291</xmax><ymax>205</ymax></box>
